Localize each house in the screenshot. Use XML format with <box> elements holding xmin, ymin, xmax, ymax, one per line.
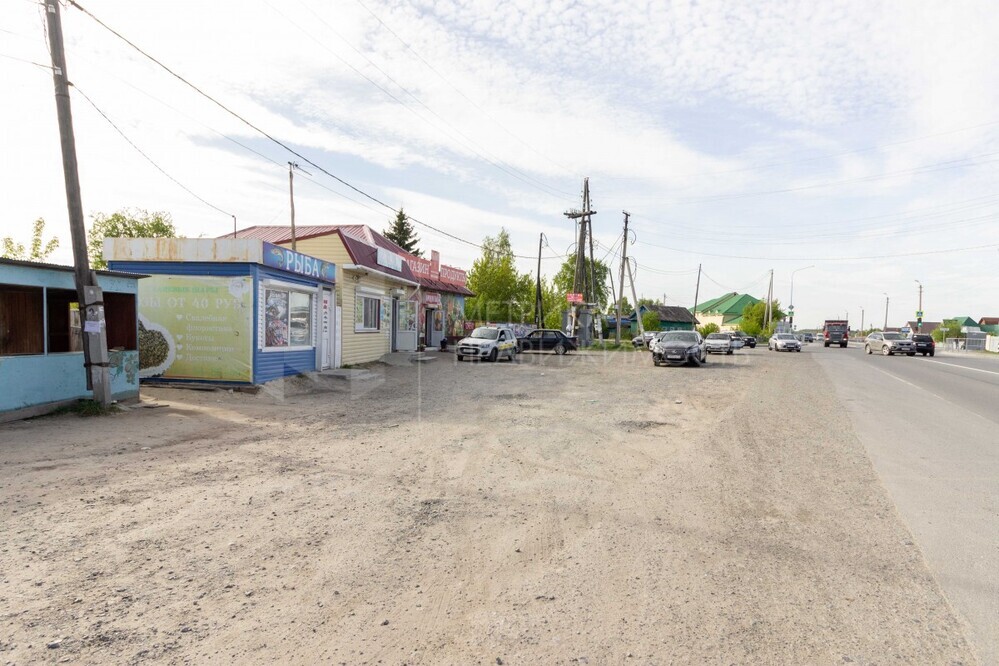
<box><xmin>607</xmin><ymin>304</ymin><xmax>698</xmax><ymax>334</ymax></box>
<box><xmin>1</xmin><ymin>258</ymin><xmax>143</xmax><ymax>422</ymax></box>
<box><xmin>949</xmin><ymin>316</ymin><xmax>980</xmax><ymax>333</ymax></box>
<box><xmin>905</xmin><ymin>321</ymin><xmax>940</xmax><ymax>335</ymax></box>
<box><xmin>977</xmin><ymin>316</ymin><xmax>999</xmax><ymax>326</ymax></box>
<box><xmin>693</xmin><ymin>292</ymin><xmax>761</xmax><ymax>331</ymax></box>
<box><xmin>221</xmin><ymin>225</ymin><xmax>471</xmax><ymax>364</ymax></box>
<box><xmin>106</xmin><ymin>238</ymin><xmax>336</xmax><ymax>383</ymax></box>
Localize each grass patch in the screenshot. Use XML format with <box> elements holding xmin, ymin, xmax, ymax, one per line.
<box><xmin>587</xmin><ymin>341</ymin><xmax>639</xmax><ymax>352</ymax></box>
<box><xmin>58</xmin><ymin>400</ymin><xmax>122</xmax><ymax>417</ymax></box>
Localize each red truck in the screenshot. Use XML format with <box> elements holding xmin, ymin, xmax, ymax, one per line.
<box><xmin>823</xmin><ymin>320</ymin><xmax>849</xmax><ymax>347</ymax></box>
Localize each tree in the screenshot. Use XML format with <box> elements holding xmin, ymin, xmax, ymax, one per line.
<box><xmin>88</xmin><ymin>209</ymin><xmax>176</xmax><ymax>269</ymax></box>
<box><xmin>383</xmin><ymin>209</ymin><xmax>422</xmax><ymax>257</ymax></box>
<box><xmin>464</xmin><ymin>229</ymin><xmax>533</xmax><ymax>323</ymax></box>
<box><xmin>739</xmin><ymin>299</ymin><xmax>786</xmax><ymax>338</ymax></box>
<box><xmin>932</xmin><ymin>319</ymin><xmax>962</xmax><ymax>342</ymax></box>
<box><xmin>552</xmin><ymin>256</ymin><xmax>612</xmax><ymax>309</ymax></box>
<box><xmin>2</xmin><ymin>218</ymin><xmax>59</xmax><ymax>261</ymax></box>
<box><xmin>641</xmin><ymin>310</ymin><xmax>661</xmax><ymax>332</ymax></box>
<box><xmin>697</xmin><ymin>322</ymin><xmax>720</xmax><ymax>337</ymax></box>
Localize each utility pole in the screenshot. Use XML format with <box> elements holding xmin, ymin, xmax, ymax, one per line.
<box><xmin>692</xmin><ymin>263</ymin><xmax>701</xmax><ymax>331</ymax></box>
<box><xmin>883</xmin><ymin>293</ymin><xmax>890</xmax><ymax>330</ymax></box>
<box><xmin>915</xmin><ymin>280</ymin><xmax>923</xmax><ymax>332</ymax></box>
<box><xmin>859</xmin><ymin>307</ymin><xmax>865</xmax><ymax>336</ymax></box>
<box><xmin>564</xmin><ymin>178</ymin><xmax>596</xmax><ymax>342</ymax></box>
<box><xmin>626</xmin><ymin>255</ymin><xmax>644</xmax><ymax>337</ymax></box>
<box><xmin>764</xmin><ymin>270</ymin><xmax>774</xmax><ymax>331</ymax></box>
<box><xmin>288</xmin><ymin>162</ymin><xmax>298</xmax><ymax>251</ymax></box>
<box><xmin>534</xmin><ymin>232</ymin><xmax>545</xmax><ymax>328</ymax></box>
<box><xmin>46</xmin><ymin>0</ymin><xmax>110</xmax><ymax>405</ymax></box>
<box><xmin>615</xmin><ymin>211</ymin><xmax>630</xmax><ymax>344</ymax></box>
<box><xmin>232</xmin><ymin>215</ymin><xmax>237</xmax><ymax>239</ymax></box>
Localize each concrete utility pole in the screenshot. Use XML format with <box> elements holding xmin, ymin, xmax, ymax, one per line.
<box><xmin>626</xmin><ymin>255</ymin><xmax>644</xmax><ymax>338</ymax></box>
<box><xmin>534</xmin><ymin>232</ymin><xmax>545</xmax><ymax>328</ymax></box>
<box><xmin>615</xmin><ymin>212</ymin><xmax>630</xmax><ymax>344</ymax></box>
<box><xmin>883</xmin><ymin>292</ymin><xmax>890</xmax><ymax>330</ymax></box>
<box><xmin>46</xmin><ymin>0</ymin><xmax>110</xmax><ymax>405</ymax></box>
<box><xmin>564</xmin><ymin>178</ymin><xmax>596</xmax><ymax>342</ymax></box>
<box><xmin>764</xmin><ymin>270</ymin><xmax>774</xmax><ymax>330</ymax></box>
<box><xmin>915</xmin><ymin>279</ymin><xmax>923</xmax><ymax>332</ymax></box>
<box><xmin>288</xmin><ymin>162</ymin><xmax>298</xmax><ymax>250</ymax></box>
<box><xmin>859</xmin><ymin>306</ymin><xmax>865</xmax><ymax>336</ymax></box>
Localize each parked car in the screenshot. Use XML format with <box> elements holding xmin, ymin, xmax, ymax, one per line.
<box><xmin>456</xmin><ymin>326</ymin><xmax>518</xmax><ymax>362</ymax></box>
<box><xmin>803</xmin><ymin>333</ymin><xmax>815</xmax><ymax>343</ymax></box>
<box><xmin>864</xmin><ymin>331</ymin><xmax>915</xmax><ymax>356</ymax></box>
<box><xmin>517</xmin><ymin>329</ymin><xmax>578</xmax><ymax>355</ymax></box>
<box><xmin>743</xmin><ymin>336</ymin><xmax>757</xmax><ymax>348</ymax></box>
<box><xmin>911</xmin><ymin>334</ymin><xmax>935</xmax><ymax>357</ymax></box>
<box><xmin>769</xmin><ymin>333</ymin><xmax>801</xmax><ymax>352</ymax></box>
<box><xmin>631</xmin><ymin>331</ymin><xmax>657</xmax><ymax>348</ymax></box>
<box><xmin>730</xmin><ymin>331</ymin><xmax>753</xmax><ymax>348</ymax></box>
<box><xmin>651</xmin><ymin>330</ymin><xmax>707</xmax><ymax>367</ymax></box>
<box><xmin>704</xmin><ymin>332</ymin><xmax>734</xmax><ymax>354</ymax></box>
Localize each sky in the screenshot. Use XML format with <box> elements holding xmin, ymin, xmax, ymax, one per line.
<box><xmin>2</xmin><ymin>0</ymin><xmax>998</xmax><ymax>329</ymax></box>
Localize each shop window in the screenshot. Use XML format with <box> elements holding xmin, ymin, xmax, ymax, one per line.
<box><xmin>0</xmin><ymin>284</ymin><xmax>44</xmax><ymax>355</ymax></box>
<box><xmin>104</xmin><ymin>292</ymin><xmax>137</xmax><ymax>350</ymax></box>
<box><xmin>355</xmin><ymin>295</ymin><xmax>381</xmax><ymax>332</ymax></box>
<box><xmin>46</xmin><ymin>288</ymin><xmax>82</xmax><ymax>353</ymax></box>
<box><xmin>264</xmin><ymin>287</ymin><xmax>313</xmax><ymax>348</ymax></box>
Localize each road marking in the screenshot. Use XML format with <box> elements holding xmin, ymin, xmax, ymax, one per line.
<box><xmin>922</xmin><ymin>359</ymin><xmax>999</xmax><ymax>377</ymax></box>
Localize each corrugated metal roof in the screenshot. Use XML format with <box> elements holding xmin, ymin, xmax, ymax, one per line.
<box><xmin>219</xmin><ymin>225</ymin><xmax>345</xmax><ymax>244</ymax></box>
<box><xmin>0</xmin><ymin>257</ymin><xmax>147</xmax><ymax>279</ymax></box>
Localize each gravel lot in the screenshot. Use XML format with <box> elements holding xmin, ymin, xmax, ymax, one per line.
<box><xmin>0</xmin><ymin>346</ymin><xmax>977</xmax><ymax>664</ymax></box>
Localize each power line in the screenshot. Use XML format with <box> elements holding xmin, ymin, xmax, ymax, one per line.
<box><xmin>67</xmin><ymin>0</ymin><xmax>551</xmax><ymax>260</ymax></box>
<box><xmin>0</xmin><ymin>51</ymin><xmax>52</xmax><ymax>70</ymax></box>
<box><xmin>73</xmin><ymin>84</ymin><xmax>233</xmax><ymax>218</ymax></box>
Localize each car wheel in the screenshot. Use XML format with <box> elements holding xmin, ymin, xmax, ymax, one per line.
<box><xmin>930</xmin><ymin>351</ymin><xmax>935</xmax><ymax>357</ymax></box>
<box><xmin>864</xmin><ymin>345</ymin><xmax>871</xmax><ymax>355</ymax></box>
<box><xmin>840</xmin><ymin>343</ymin><xmax>847</xmax><ymax>348</ymax></box>
<box><xmin>726</xmin><ymin>349</ymin><xmax>733</xmax><ymax>355</ymax></box>
<box><xmin>824</xmin><ymin>342</ymin><xmax>830</xmax><ymax>348</ymax></box>
<box><xmin>796</xmin><ymin>348</ymin><xmax>801</xmax><ymax>352</ymax></box>
<box><xmin>554</xmin><ymin>343</ymin><xmax>567</xmax><ymax>355</ymax></box>
<box><xmin>457</xmin><ymin>355</ymin><xmax>463</xmax><ymax>361</ymax></box>
<box><xmin>489</xmin><ymin>348</ymin><xmax>498</xmax><ymax>362</ymax></box>
<box><xmin>906</xmin><ymin>352</ymin><xmax>915</xmax><ymax>357</ymax></box>
<box><xmin>690</xmin><ymin>355</ymin><xmax>701</xmax><ymax>367</ymax></box>
<box><xmin>653</xmin><ymin>358</ymin><xmax>660</xmax><ymax>367</ymax></box>
<box><xmin>882</xmin><ymin>345</ymin><xmax>891</xmax><ymax>356</ymax></box>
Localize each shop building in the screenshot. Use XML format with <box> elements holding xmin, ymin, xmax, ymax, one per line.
<box><xmin>0</xmin><ymin>258</ymin><xmax>143</xmax><ymax>422</ymax></box>
<box><xmin>223</xmin><ymin>225</ymin><xmax>470</xmax><ymax>364</ymax></box>
<box><xmin>106</xmin><ymin>238</ymin><xmax>336</xmax><ymax>384</ymax></box>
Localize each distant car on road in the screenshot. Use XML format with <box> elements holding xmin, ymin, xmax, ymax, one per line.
<box><xmin>803</xmin><ymin>333</ymin><xmax>815</xmax><ymax>343</ymax></box>
<box><xmin>864</xmin><ymin>331</ymin><xmax>915</xmax><ymax>356</ymax></box>
<box><xmin>743</xmin><ymin>336</ymin><xmax>757</xmax><ymax>348</ymax></box>
<box><xmin>730</xmin><ymin>331</ymin><xmax>754</xmax><ymax>348</ymax></box>
<box><xmin>823</xmin><ymin>320</ymin><xmax>849</xmax><ymax>347</ymax></box>
<box><xmin>631</xmin><ymin>331</ymin><xmax>657</xmax><ymax>348</ymax></box>
<box><xmin>911</xmin><ymin>334</ymin><xmax>935</xmax><ymax>357</ymax></box>
<box><xmin>769</xmin><ymin>333</ymin><xmax>802</xmax><ymax>352</ymax></box>
<box><xmin>456</xmin><ymin>326</ymin><xmax>518</xmax><ymax>362</ymax></box>
<box><xmin>517</xmin><ymin>329</ymin><xmax>577</xmax><ymax>355</ymax></box>
<box><xmin>651</xmin><ymin>330</ymin><xmax>707</xmax><ymax>367</ymax></box>
<box><xmin>705</xmin><ymin>332</ymin><xmax>735</xmax><ymax>354</ymax></box>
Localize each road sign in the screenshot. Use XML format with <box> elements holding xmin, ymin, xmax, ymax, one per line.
<box><xmin>916</xmin><ymin>310</ymin><xmax>924</xmax><ymax>318</ymax></box>
<box><xmin>788</xmin><ymin>304</ymin><xmax>795</xmax><ymax>311</ymax></box>
<box><xmin>566</xmin><ymin>293</ymin><xmax>583</xmax><ymax>304</ymax></box>
<box><xmin>901</xmin><ymin>326</ymin><xmax>911</xmax><ymax>333</ymax></box>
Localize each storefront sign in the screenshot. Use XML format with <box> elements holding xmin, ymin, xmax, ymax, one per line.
<box><xmin>263</xmin><ymin>243</ymin><xmax>335</xmax><ymax>282</ymax></box>
<box><xmin>439</xmin><ymin>264</ymin><xmax>467</xmax><ymax>286</ymax></box>
<box><xmin>137</xmin><ymin>275</ymin><xmax>253</xmax><ymax>381</ymax></box>
<box><xmin>376</xmin><ymin>247</ymin><xmax>403</xmax><ymax>272</ymax></box>
<box><xmin>423</xmin><ymin>291</ymin><xmax>442</xmax><ymax>306</ymax></box>
<box><xmin>567</xmin><ymin>292</ymin><xmax>584</xmax><ymax>304</ymax></box>
<box><xmin>402</xmin><ymin>249</ymin><xmax>467</xmax><ymax>287</ymax></box>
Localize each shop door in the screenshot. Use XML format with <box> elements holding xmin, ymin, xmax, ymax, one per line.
<box><xmin>320</xmin><ymin>288</ymin><xmax>334</xmax><ymax>370</ymax></box>
<box><xmin>396</xmin><ymin>300</ymin><xmax>417</xmax><ymax>351</ymax></box>
<box><xmin>391</xmin><ymin>298</ymin><xmax>399</xmax><ymax>352</ymax></box>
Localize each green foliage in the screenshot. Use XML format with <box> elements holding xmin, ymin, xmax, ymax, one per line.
<box><xmin>637</xmin><ymin>297</ymin><xmax>659</xmax><ymax>308</ymax></box>
<box><xmin>931</xmin><ymin>319</ymin><xmax>963</xmax><ymax>342</ymax></box>
<box><xmin>2</xmin><ymin>218</ymin><xmax>59</xmax><ymax>261</ymax></box>
<box><xmin>552</xmin><ymin>256</ymin><xmax>612</xmax><ymax>309</ymax></box>
<box><xmin>465</xmin><ymin>229</ymin><xmax>533</xmax><ymax>323</ymax></box>
<box><xmin>588</xmin><ymin>341</ymin><xmax>637</xmax><ymax>352</ymax></box>
<box><xmin>641</xmin><ymin>310</ymin><xmax>661</xmax><ymax>332</ymax></box>
<box><xmin>383</xmin><ymin>209</ymin><xmax>422</xmax><ymax>257</ymax></box>
<box><xmin>740</xmin><ymin>300</ymin><xmax>786</xmax><ymax>338</ymax></box>
<box><xmin>88</xmin><ymin>209</ymin><xmax>176</xmax><ymax>269</ymax></box>
<box><xmin>697</xmin><ymin>322</ymin><xmax>720</xmax><ymax>337</ymax></box>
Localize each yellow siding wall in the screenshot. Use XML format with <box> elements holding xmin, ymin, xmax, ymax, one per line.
<box><xmin>277</xmin><ymin>236</ymin><xmax>395</xmax><ymax>365</ymax></box>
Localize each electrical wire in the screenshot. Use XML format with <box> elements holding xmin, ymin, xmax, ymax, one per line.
<box><xmin>73</xmin><ymin>84</ymin><xmax>234</xmax><ymax>218</ymax></box>
<box><xmin>67</xmin><ymin>0</ymin><xmax>552</xmax><ymax>261</ymax></box>
<box><xmin>0</xmin><ymin>52</ymin><xmax>52</xmax><ymax>70</ymax></box>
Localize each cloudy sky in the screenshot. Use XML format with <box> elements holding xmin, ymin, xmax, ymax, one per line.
<box><xmin>3</xmin><ymin>0</ymin><xmax>998</xmax><ymax>328</ymax></box>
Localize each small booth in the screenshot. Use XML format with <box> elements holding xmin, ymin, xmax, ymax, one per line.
<box><xmin>402</xmin><ymin>250</ymin><xmax>473</xmax><ymax>348</ymax></box>
<box><xmin>106</xmin><ymin>238</ymin><xmax>337</xmax><ymax>385</ymax></box>
<box><xmin>0</xmin><ymin>258</ymin><xmax>143</xmax><ymax>421</ymax></box>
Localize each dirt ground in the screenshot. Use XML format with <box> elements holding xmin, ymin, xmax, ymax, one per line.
<box><xmin>0</xmin><ymin>347</ymin><xmax>978</xmax><ymax>665</ymax></box>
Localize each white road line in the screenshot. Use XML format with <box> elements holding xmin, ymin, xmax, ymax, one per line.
<box><xmin>923</xmin><ymin>359</ymin><xmax>999</xmax><ymax>377</ymax></box>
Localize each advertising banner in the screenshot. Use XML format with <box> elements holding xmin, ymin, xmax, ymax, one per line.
<box><xmin>137</xmin><ymin>275</ymin><xmax>253</xmax><ymax>381</ymax></box>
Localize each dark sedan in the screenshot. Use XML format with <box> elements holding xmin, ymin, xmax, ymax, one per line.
<box><xmin>912</xmin><ymin>334</ymin><xmax>935</xmax><ymax>356</ymax></box>
<box><xmin>517</xmin><ymin>329</ymin><xmax>578</xmax><ymax>355</ymax></box>
<box><xmin>651</xmin><ymin>330</ymin><xmax>707</xmax><ymax>367</ymax></box>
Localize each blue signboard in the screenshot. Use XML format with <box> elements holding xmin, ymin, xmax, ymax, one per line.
<box><xmin>262</xmin><ymin>243</ymin><xmax>335</xmax><ymax>282</ymax></box>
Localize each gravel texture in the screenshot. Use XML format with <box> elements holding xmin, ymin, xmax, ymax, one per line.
<box><xmin>0</xmin><ymin>347</ymin><xmax>977</xmax><ymax>664</ymax></box>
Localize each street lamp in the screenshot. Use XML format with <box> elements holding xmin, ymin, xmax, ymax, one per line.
<box><xmin>914</xmin><ymin>280</ymin><xmax>923</xmax><ymax>332</ymax></box>
<box><xmin>858</xmin><ymin>306</ymin><xmax>865</xmax><ymax>336</ymax></box>
<box><xmin>789</xmin><ymin>265</ymin><xmax>815</xmax><ymax>328</ymax></box>
<box><xmin>883</xmin><ymin>292</ymin><xmax>889</xmax><ymax>330</ymax></box>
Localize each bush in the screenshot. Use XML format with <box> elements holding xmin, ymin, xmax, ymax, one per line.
<box><xmin>697</xmin><ymin>322</ymin><xmax>720</xmax><ymax>337</ymax></box>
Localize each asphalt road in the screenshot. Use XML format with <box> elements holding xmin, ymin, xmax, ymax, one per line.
<box><xmin>808</xmin><ymin>342</ymin><xmax>999</xmax><ymax>664</ymax></box>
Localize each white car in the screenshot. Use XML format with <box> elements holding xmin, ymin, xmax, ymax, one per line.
<box><xmin>769</xmin><ymin>333</ymin><xmax>801</xmax><ymax>352</ymax></box>
<box><xmin>456</xmin><ymin>326</ymin><xmax>518</xmax><ymax>362</ymax></box>
<box><xmin>704</xmin><ymin>332</ymin><xmax>734</xmax><ymax>354</ymax></box>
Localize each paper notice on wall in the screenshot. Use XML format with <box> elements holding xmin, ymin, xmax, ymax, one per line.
<box><xmin>84</xmin><ymin>320</ymin><xmax>102</xmax><ymax>333</ymax></box>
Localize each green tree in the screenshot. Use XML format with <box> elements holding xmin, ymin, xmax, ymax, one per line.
<box><xmin>383</xmin><ymin>209</ymin><xmax>422</xmax><ymax>257</ymax></box>
<box><xmin>88</xmin><ymin>209</ymin><xmax>176</xmax><ymax>269</ymax></box>
<box><xmin>697</xmin><ymin>322</ymin><xmax>720</xmax><ymax>337</ymax></box>
<box><xmin>465</xmin><ymin>229</ymin><xmax>533</xmax><ymax>323</ymax></box>
<box><xmin>931</xmin><ymin>319</ymin><xmax>962</xmax><ymax>342</ymax></box>
<box><xmin>2</xmin><ymin>218</ymin><xmax>59</xmax><ymax>261</ymax></box>
<box><xmin>740</xmin><ymin>299</ymin><xmax>786</xmax><ymax>338</ymax></box>
<box><xmin>552</xmin><ymin>256</ymin><xmax>612</xmax><ymax>309</ymax></box>
<box><xmin>641</xmin><ymin>310</ymin><xmax>661</xmax><ymax>332</ymax></box>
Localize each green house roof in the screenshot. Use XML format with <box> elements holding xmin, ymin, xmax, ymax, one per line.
<box><xmin>694</xmin><ymin>292</ymin><xmax>761</xmax><ymax>317</ymax></box>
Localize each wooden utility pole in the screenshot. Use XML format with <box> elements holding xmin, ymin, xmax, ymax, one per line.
<box><xmin>534</xmin><ymin>232</ymin><xmax>545</xmax><ymax>328</ymax></box>
<box><xmin>46</xmin><ymin>0</ymin><xmax>110</xmax><ymax>404</ymax></box>
<box><xmin>564</xmin><ymin>178</ymin><xmax>596</xmax><ymax>340</ymax></box>
<box><xmin>615</xmin><ymin>212</ymin><xmax>630</xmax><ymax>344</ymax></box>
<box><xmin>692</xmin><ymin>263</ymin><xmax>702</xmax><ymax>330</ymax></box>
<box><xmin>626</xmin><ymin>255</ymin><xmax>644</xmax><ymax>337</ymax></box>
<box><xmin>765</xmin><ymin>269</ymin><xmax>774</xmax><ymax>330</ymax></box>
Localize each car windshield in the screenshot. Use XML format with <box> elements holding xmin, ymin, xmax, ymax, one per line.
<box><xmin>777</xmin><ymin>334</ymin><xmax>796</xmax><ymax>340</ymax></box>
<box><xmin>470</xmin><ymin>327</ymin><xmax>499</xmax><ymax>340</ymax></box>
<box><xmin>883</xmin><ymin>332</ymin><xmax>903</xmax><ymax>340</ymax></box>
<box><xmin>707</xmin><ymin>333</ymin><xmax>728</xmax><ymax>339</ymax></box>
<box><xmin>662</xmin><ymin>332</ymin><xmax>698</xmax><ymax>343</ymax></box>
